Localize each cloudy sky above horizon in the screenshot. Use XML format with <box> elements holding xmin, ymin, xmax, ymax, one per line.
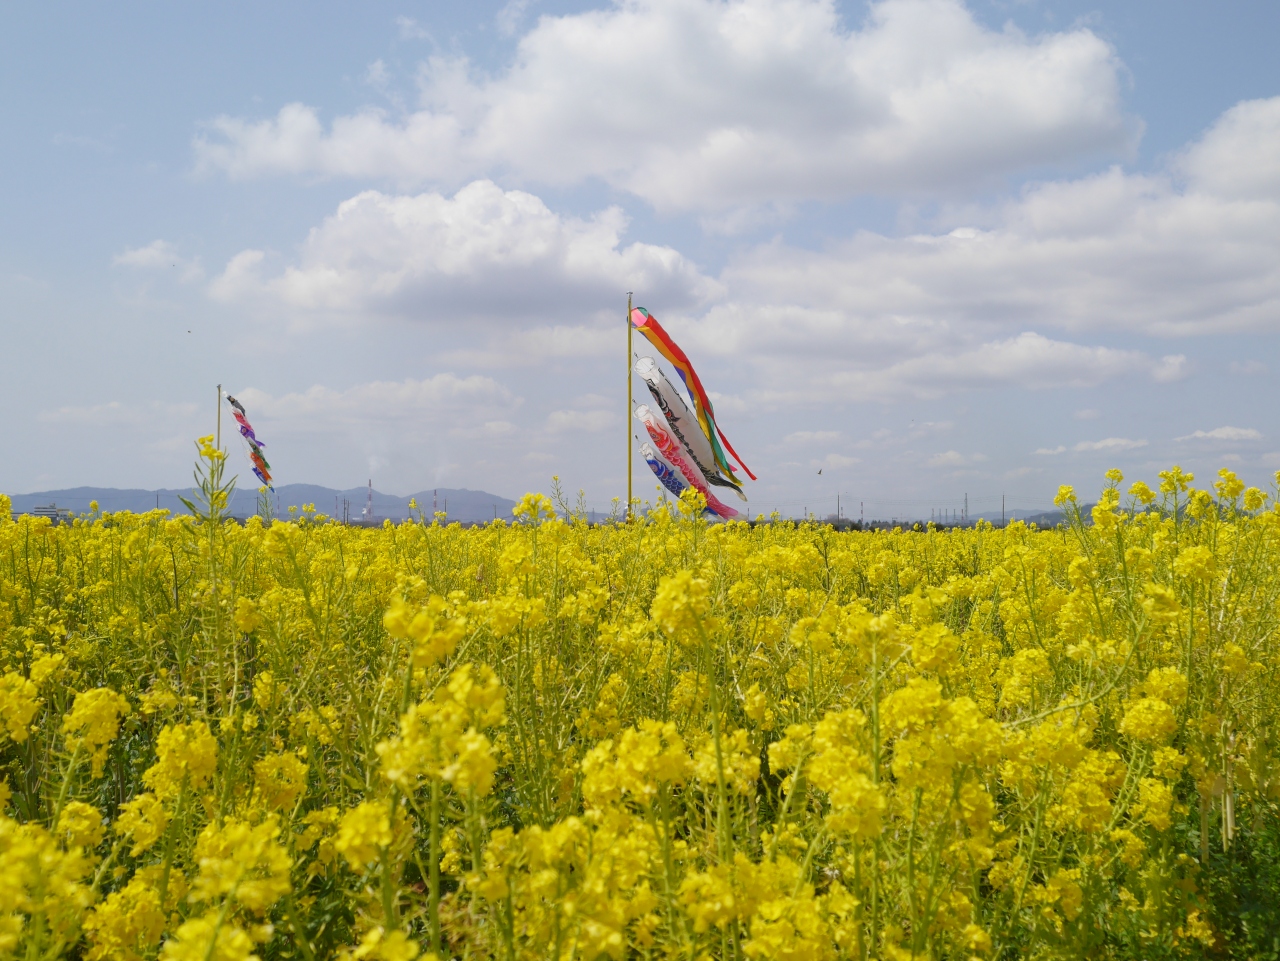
<box><xmin>3</xmin><ymin>0</ymin><xmax>1279</xmax><ymax>519</ymax></box>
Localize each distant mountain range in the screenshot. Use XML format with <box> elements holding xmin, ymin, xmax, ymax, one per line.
<box><xmin>5</xmin><ymin>485</ymin><xmax>517</xmax><ymax>524</ymax></box>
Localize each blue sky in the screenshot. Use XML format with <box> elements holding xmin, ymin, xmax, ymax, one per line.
<box><xmin>3</xmin><ymin>0</ymin><xmax>1279</xmax><ymax>519</ymax></box>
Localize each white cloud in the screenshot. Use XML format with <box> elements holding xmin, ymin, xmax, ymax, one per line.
<box><xmin>813</xmin><ymin>453</ymin><xmax>859</xmax><ymax>468</ymax></box>
<box><xmin>1177</xmin><ymin>97</ymin><xmax>1280</xmax><ymax>201</ymax></box>
<box><xmin>236</xmin><ymin>374</ymin><xmax>519</xmax><ymax>429</ymax></box>
<box><xmin>710</xmin><ymin>327</ymin><xmax>1184</xmax><ymax>404</ymax></box>
<box><xmin>113</xmin><ymin>240</ymin><xmax>204</xmax><ymax>282</ymax></box>
<box><xmin>545</xmin><ymin>409</ymin><xmax>616</xmax><ymax>433</ymax></box>
<box><xmin>1073</xmin><ymin>437</ymin><xmax>1147</xmax><ymax>452</ymax></box>
<box><xmin>925</xmin><ymin>449</ymin><xmax>985</xmax><ymax>468</ymax></box>
<box><xmin>785</xmin><ymin>430</ymin><xmax>841</xmax><ymax>445</ymax></box>
<box><xmin>439</xmin><ymin>325</ymin><xmax>618</xmax><ymax>368</ymax></box>
<box><xmin>1176</xmin><ymin>426</ymin><xmax>1262</xmax><ymax>442</ymax></box>
<box><xmin>39</xmin><ymin>399</ymin><xmax>199</xmax><ymax>427</ymax></box>
<box><xmin>1229</xmin><ymin>360</ymin><xmax>1267</xmax><ymax>376</ymax></box>
<box><xmin>720</xmin><ymin>126</ymin><xmax>1280</xmax><ymax>339</ymax></box>
<box><xmin>496</xmin><ymin>0</ymin><xmax>531</xmax><ymax>36</ymax></box>
<box><xmin>395</xmin><ymin>16</ymin><xmax>431</xmax><ymax>41</ymax></box>
<box><xmin>202</xmin><ymin>97</ymin><xmax>1280</xmax><ymax>414</ymax></box>
<box><xmin>183</xmin><ymin>96</ymin><xmax>1280</xmax><ymax>457</ymax></box>
<box><xmin>193</xmin><ymin>0</ymin><xmax>1131</xmax><ymax>211</ymax></box>
<box><xmin>209</xmin><ymin>180</ymin><xmax>716</xmax><ymax>320</ymax></box>
<box><xmin>909</xmin><ymin>421</ymin><xmax>954</xmax><ymax>436</ymax></box>
<box><xmin>36</xmin><ymin>400</ymin><xmax>203</xmax><ymax>459</ymax></box>
<box><xmin>1034</xmin><ymin>446</ymin><xmax>1066</xmax><ymax>455</ymax></box>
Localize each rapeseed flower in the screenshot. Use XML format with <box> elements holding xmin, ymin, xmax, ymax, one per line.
<box><xmin>0</xmin><ymin>461</ymin><xmax>1273</xmax><ymax>958</ymax></box>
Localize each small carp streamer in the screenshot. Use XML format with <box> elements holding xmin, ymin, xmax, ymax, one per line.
<box><xmin>635</xmin><ymin>404</ymin><xmax>739</xmax><ymax>519</ymax></box>
<box><xmin>226</xmin><ymin>394</ymin><xmax>273</xmax><ymax>489</ymax></box>
<box><xmin>640</xmin><ymin>440</ymin><xmax>709</xmax><ymax>510</ymax></box>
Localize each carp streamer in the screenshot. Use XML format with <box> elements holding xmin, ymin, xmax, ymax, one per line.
<box><xmin>225</xmin><ymin>394</ymin><xmax>273</xmax><ymax>489</ymax></box>
<box><xmin>630</xmin><ymin>307</ymin><xmax>756</xmax><ymax>482</ymax></box>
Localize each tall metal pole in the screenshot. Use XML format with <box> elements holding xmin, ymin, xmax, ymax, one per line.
<box><xmin>216</xmin><ymin>384</ymin><xmax>222</xmax><ymax>451</ymax></box>
<box><xmin>626</xmin><ymin>292</ymin><xmax>633</xmax><ymax>521</ymax></box>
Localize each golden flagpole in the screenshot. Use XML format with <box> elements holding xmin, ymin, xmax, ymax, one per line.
<box><xmin>626</xmin><ymin>292</ymin><xmax>633</xmax><ymax>521</ymax></box>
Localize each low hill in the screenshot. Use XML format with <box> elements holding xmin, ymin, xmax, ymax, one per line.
<box><xmin>5</xmin><ymin>485</ymin><xmax>516</xmax><ymax>525</ymax></box>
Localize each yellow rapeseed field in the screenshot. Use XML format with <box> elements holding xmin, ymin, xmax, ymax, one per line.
<box><xmin>3</xmin><ymin>441</ymin><xmax>1279</xmax><ymax>960</ymax></box>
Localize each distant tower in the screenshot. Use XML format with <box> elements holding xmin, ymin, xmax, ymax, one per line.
<box><xmin>433</xmin><ymin>489</ymin><xmax>438</xmax><ymax>513</ymax></box>
<box><xmin>362</xmin><ymin>479</ymin><xmax>374</xmax><ymax>523</ymax></box>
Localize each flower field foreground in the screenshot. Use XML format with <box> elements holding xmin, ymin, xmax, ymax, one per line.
<box><xmin>3</xmin><ymin>462</ymin><xmax>1280</xmax><ymax>960</ymax></box>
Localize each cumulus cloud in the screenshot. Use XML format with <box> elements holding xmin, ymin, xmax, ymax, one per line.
<box><xmin>1229</xmin><ymin>360</ymin><xmax>1267</xmax><ymax>376</ymax></box>
<box><xmin>785</xmin><ymin>430</ymin><xmax>841</xmax><ymax>445</ymax></box>
<box><xmin>924</xmin><ymin>450</ymin><xmax>986</xmax><ymax>470</ymax></box>
<box><xmin>813</xmin><ymin>453</ymin><xmax>859</xmax><ymax>469</ymax></box>
<box><xmin>204</xmin><ymin>97</ymin><xmax>1280</xmax><ymax>409</ymax></box>
<box><xmin>1073</xmin><ymin>437</ymin><xmax>1147</xmax><ymax>452</ymax></box>
<box><xmin>704</xmin><ymin>327</ymin><xmax>1184</xmax><ymax>404</ymax></box>
<box><xmin>39</xmin><ymin>399</ymin><xmax>199</xmax><ymax>427</ymax></box>
<box><xmin>1177</xmin><ymin>97</ymin><xmax>1280</xmax><ymax>201</ymax></box>
<box><xmin>439</xmin><ymin>325</ymin><xmax>619</xmax><ymax>368</ymax></box>
<box><xmin>193</xmin><ymin>0</ymin><xmax>1132</xmax><ymax>211</ymax></box>
<box><xmin>545</xmin><ymin>409</ymin><xmax>617</xmax><ymax>433</ymax></box>
<box><xmin>113</xmin><ymin>240</ymin><xmax>204</xmax><ymax>282</ymax></box>
<box><xmin>1036</xmin><ymin>438</ymin><xmax>1156</xmax><ymax>455</ymax></box>
<box><xmin>859</xmin><ymin>333</ymin><xmax>1178</xmax><ymax>395</ymax></box>
<box><xmin>720</xmin><ymin>95</ymin><xmax>1280</xmax><ymax>337</ymax></box>
<box><xmin>1176</xmin><ymin>426</ymin><xmax>1262</xmax><ymax>442</ymax></box>
<box><xmin>236</xmin><ymin>374</ymin><xmax>519</xmax><ymax>430</ymax></box>
<box><xmin>37</xmin><ymin>400</ymin><xmax>204</xmax><ymax>458</ymax></box>
<box><xmin>209</xmin><ymin>180</ymin><xmax>716</xmax><ymax>320</ymax></box>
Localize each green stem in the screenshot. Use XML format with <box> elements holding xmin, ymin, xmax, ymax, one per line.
<box><xmin>430</xmin><ymin>777</ymin><xmax>442</xmax><ymax>954</ymax></box>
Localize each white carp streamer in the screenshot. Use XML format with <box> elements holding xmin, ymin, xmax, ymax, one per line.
<box><xmin>635</xmin><ymin>356</ymin><xmax>746</xmax><ymax>502</ymax></box>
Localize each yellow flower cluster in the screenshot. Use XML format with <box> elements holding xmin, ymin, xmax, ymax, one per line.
<box><xmin>1</xmin><ymin>463</ymin><xmax>1278</xmax><ymax>958</ymax></box>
